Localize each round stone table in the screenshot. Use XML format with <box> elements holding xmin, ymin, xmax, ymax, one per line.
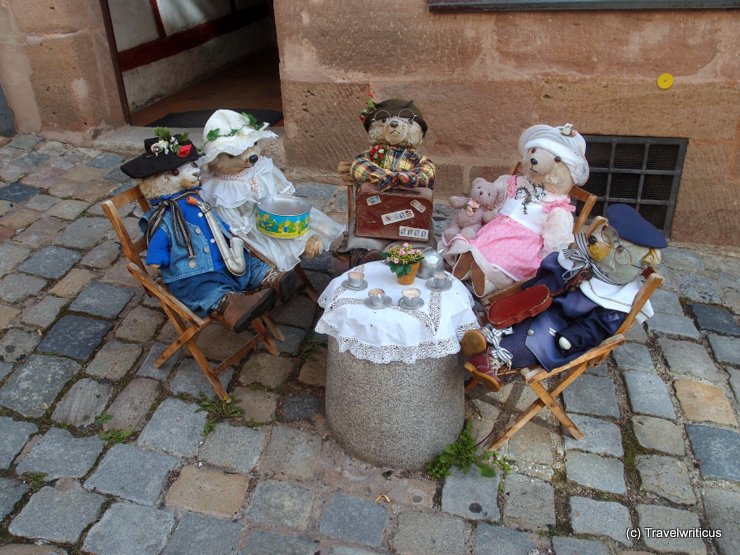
<box><xmin>316</xmin><ymin>261</ymin><xmax>478</xmax><ymax>469</ymax></box>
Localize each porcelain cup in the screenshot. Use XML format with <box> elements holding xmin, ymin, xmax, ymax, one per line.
<box><xmin>401</xmin><ymin>287</ymin><xmax>422</xmax><ymax>307</ymax></box>
<box><xmin>368</xmin><ymin>288</ymin><xmax>385</xmax><ymax>306</ymax></box>
<box><xmin>432</xmin><ymin>271</ymin><xmax>450</xmax><ymax>289</ymax></box>
<box><xmin>347</xmin><ymin>270</ymin><xmax>364</xmax><ymax>287</ymax></box>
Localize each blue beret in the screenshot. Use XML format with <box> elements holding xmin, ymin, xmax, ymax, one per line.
<box><xmin>606</xmin><ymin>204</ymin><xmax>667</xmax><ymax>248</ymax></box>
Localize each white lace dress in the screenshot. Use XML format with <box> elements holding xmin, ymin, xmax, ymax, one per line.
<box><xmin>200</xmin><ymin>157</ymin><xmax>344</xmax><ymax>271</ymax></box>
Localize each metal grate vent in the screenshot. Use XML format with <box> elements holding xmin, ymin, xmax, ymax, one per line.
<box><xmin>580</xmin><ymin>135</ymin><xmax>687</xmax><ymax>236</ymax></box>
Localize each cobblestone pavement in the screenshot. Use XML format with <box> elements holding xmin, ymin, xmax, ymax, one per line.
<box><xmin>0</xmin><ymin>135</ymin><xmax>739</xmax><ymax>555</ymax></box>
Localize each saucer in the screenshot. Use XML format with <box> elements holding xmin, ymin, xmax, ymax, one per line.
<box><xmin>426</xmin><ymin>277</ymin><xmax>453</xmax><ymax>291</ymax></box>
<box><xmin>342</xmin><ymin>279</ymin><xmax>368</xmax><ymax>291</ymax></box>
<box><xmin>363</xmin><ymin>295</ymin><xmax>393</xmax><ymax>310</ymax></box>
<box><xmin>398</xmin><ymin>298</ymin><xmax>425</xmax><ymax>310</ymax></box>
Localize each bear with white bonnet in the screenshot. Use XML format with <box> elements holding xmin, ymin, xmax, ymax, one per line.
<box><xmin>199</xmin><ymin>109</ymin><xmax>344</xmax><ymax>272</ymax></box>
<box><xmin>446</xmin><ymin>123</ymin><xmax>588</xmax><ymax>297</ymax></box>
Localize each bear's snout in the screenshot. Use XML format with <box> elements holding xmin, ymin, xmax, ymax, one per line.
<box><xmin>390</xmin><ymin>120</ymin><xmax>399</xmax><ymax>129</ymax></box>
<box><xmin>248</xmin><ymin>154</ymin><xmax>259</xmax><ymax>164</ymax></box>
<box><xmin>530</xmin><ymin>157</ymin><xmax>539</xmax><ymax>166</ymax></box>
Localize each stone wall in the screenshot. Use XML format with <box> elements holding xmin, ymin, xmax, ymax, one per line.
<box><xmin>274</xmin><ymin>0</ymin><xmax>740</xmax><ymax>245</ymax></box>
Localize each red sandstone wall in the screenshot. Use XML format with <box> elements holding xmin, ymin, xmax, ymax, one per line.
<box><xmin>274</xmin><ymin>0</ymin><xmax>740</xmax><ymax>245</ymax></box>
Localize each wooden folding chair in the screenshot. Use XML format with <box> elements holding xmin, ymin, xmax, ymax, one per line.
<box><xmin>467</xmin><ymin>260</ymin><xmax>663</xmax><ymax>450</ymax></box>
<box><xmin>102</xmin><ymin>185</ymin><xmax>283</xmax><ymax>401</ymax></box>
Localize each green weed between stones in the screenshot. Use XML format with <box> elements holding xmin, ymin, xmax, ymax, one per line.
<box><xmin>99</xmin><ymin>428</ymin><xmax>135</xmax><ymax>445</ymax></box>
<box><xmin>95</xmin><ymin>412</ymin><xmax>113</xmax><ymax>426</ymax></box>
<box><xmin>22</xmin><ymin>472</ymin><xmax>47</xmax><ymax>492</ymax></box>
<box><xmin>426</xmin><ymin>420</ymin><xmax>513</xmax><ymax>480</ymax></box>
<box><xmin>196</xmin><ymin>395</ymin><xmax>244</xmax><ymax>437</ymax></box>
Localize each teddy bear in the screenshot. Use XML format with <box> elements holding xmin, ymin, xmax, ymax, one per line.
<box><xmin>460</xmin><ymin>203</ymin><xmax>666</xmax><ymax>390</ymax></box>
<box><xmin>446</xmin><ymin>123</ymin><xmax>589</xmax><ymax>297</ymax></box>
<box><xmin>198</xmin><ymin>109</ymin><xmax>344</xmax><ymax>272</ymax></box>
<box><xmin>120</xmin><ymin>129</ymin><xmax>296</xmax><ymax>333</ymax></box>
<box><xmin>443</xmin><ymin>178</ymin><xmax>504</xmax><ymax>242</ymax></box>
<box><xmin>351</xmin><ymin>98</ymin><xmax>435</xmax><ymax>194</ymax></box>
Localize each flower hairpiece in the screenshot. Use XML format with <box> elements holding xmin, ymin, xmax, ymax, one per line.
<box><xmin>206</xmin><ymin>112</ymin><xmax>266</xmax><ymax>143</ymax></box>
<box><xmin>359</xmin><ymin>96</ymin><xmax>378</xmax><ymax>123</ymax></box>
<box><xmin>560</xmin><ymin>123</ymin><xmax>576</xmax><ymax>136</ymax></box>
<box><xmin>151</xmin><ymin>127</ymin><xmax>192</xmax><ymax>157</ymax></box>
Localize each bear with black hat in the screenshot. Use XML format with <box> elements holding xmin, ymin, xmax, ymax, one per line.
<box><xmin>121</xmin><ymin>128</ymin><xmax>296</xmax><ymax>333</ymax></box>
<box><xmin>460</xmin><ymin>204</ymin><xmax>667</xmax><ymax>390</ymax></box>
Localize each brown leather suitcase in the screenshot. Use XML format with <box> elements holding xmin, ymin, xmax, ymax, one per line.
<box><xmin>355</xmin><ymin>189</ymin><xmax>434</xmax><ymax>241</ymax></box>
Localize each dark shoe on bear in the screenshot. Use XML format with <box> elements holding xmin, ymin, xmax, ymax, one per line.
<box><xmin>261</xmin><ymin>269</ymin><xmax>299</xmax><ymax>303</ymax></box>
<box><xmin>213</xmin><ymin>289</ymin><xmax>275</xmax><ymax>333</ymax></box>
<box><xmin>460</xmin><ymin>329</ymin><xmax>488</xmax><ymax>357</ymax></box>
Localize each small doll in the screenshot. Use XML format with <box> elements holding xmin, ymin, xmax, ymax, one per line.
<box><xmin>447</xmin><ymin>124</ymin><xmax>589</xmax><ymax>297</ymax></box>
<box><xmin>121</xmin><ymin>130</ymin><xmax>296</xmax><ymax>333</ymax></box>
<box><xmin>461</xmin><ymin>204</ymin><xmax>666</xmax><ymax>390</ymax></box>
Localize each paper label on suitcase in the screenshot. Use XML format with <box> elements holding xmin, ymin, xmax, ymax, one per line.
<box><xmin>381</xmin><ymin>209</ymin><xmax>414</xmax><ymax>225</ymax></box>
<box><xmin>410</xmin><ymin>199</ymin><xmax>427</xmax><ymax>213</ymax></box>
<box><xmin>398</xmin><ymin>226</ymin><xmax>429</xmax><ymax>240</ymax></box>
<box><xmin>366</xmin><ymin>195</ymin><xmax>381</xmax><ymax>206</ymax></box>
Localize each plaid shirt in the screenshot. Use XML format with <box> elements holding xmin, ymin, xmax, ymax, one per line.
<box><xmin>351</xmin><ymin>146</ymin><xmax>435</xmax><ymax>191</ymax></box>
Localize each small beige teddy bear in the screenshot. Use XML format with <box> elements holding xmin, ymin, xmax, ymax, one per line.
<box><xmin>444</xmin><ymin>178</ymin><xmax>505</xmax><ymax>242</ymax></box>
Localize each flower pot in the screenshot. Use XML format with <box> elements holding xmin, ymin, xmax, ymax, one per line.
<box><xmin>397</xmin><ymin>262</ymin><xmax>420</xmax><ymax>285</ymax></box>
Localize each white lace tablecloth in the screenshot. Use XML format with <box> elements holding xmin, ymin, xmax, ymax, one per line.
<box><xmin>315</xmin><ymin>261</ymin><xmax>478</xmax><ymax>363</ymax></box>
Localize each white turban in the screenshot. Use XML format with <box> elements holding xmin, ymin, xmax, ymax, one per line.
<box><xmin>518</xmin><ymin>124</ymin><xmax>589</xmax><ymax>186</ymax></box>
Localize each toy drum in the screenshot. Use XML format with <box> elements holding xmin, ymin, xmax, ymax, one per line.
<box><xmin>256</xmin><ymin>197</ymin><xmax>311</xmax><ymax>239</ymax></box>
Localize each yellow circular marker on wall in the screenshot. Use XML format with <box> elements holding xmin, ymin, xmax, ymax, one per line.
<box><xmin>657</xmin><ymin>73</ymin><xmax>674</xmax><ymax>90</ymax></box>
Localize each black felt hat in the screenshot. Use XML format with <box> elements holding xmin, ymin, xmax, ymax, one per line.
<box><xmin>607</xmin><ymin>204</ymin><xmax>667</xmax><ymax>248</ymax></box>
<box><xmin>120</xmin><ymin>134</ymin><xmax>200</xmax><ymax>179</ymax></box>
<box><xmin>362</xmin><ymin>99</ymin><xmax>428</xmax><ymax>135</ymax></box>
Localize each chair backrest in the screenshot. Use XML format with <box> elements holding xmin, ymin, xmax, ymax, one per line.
<box><xmin>101</xmin><ymin>186</ymin><xmax>150</xmax><ymax>273</ymax></box>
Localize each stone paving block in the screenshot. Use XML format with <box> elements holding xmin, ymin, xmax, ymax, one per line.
<box><xmin>675</xmin><ymin>380</ymin><xmax>738</xmax><ymax>426</ymax></box>
<box><xmin>49</xmin><ymin>267</ymin><xmax>93</xmax><ymax>297</ymax></box>
<box><xmin>564</xmin><ymin>414</ymin><xmax>624</xmax><ymax>457</ymax></box>
<box><xmin>246</xmin><ymin>480</ymin><xmax>314</xmax><ymax>531</ymax></box>
<box><xmin>632</xmin><ymin>415</ymin><xmax>685</xmax><ymax>456</ymax></box>
<box><xmin>320</xmin><ymin>493</ymin><xmax>387</xmax><ymax>548</ymax></box>
<box><xmin>566</xmin><ymin>451</ymin><xmax>626</xmax><ymax>495</ymax></box>
<box><xmin>88</xmin><ymin>152</ymin><xmax>125</xmax><ymax>169</ymax></box>
<box><xmin>0</xmin><ymin>328</ymin><xmax>40</xmax><ymax>363</ymax></box>
<box><xmin>0</xmin><ymin>207</ymin><xmax>38</xmax><ymax>229</ymax></box>
<box><xmin>707</xmin><ymin>334</ymin><xmax>740</xmax><ymax>366</ymax></box>
<box><xmin>0</xmin><ymin>355</ymin><xmax>80</xmax><ymax>417</ymax></box>
<box><xmin>442</xmin><ymin>466</ymin><xmax>500</xmax><ymax>521</ymax></box>
<box><xmin>390</xmin><ymin>512</ymin><xmax>464</xmax><ymax>555</ymax></box>
<box><xmin>136</xmin><ymin>342</ymin><xmax>179</xmax><ymax>380</ymax></box>
<box><xmin>14</xmin><ymin>218</ymin><xmax>67</xmax><ymax>248</ymax></box>
<box><xmin>21</xmin><ymin>295</ymin><xmax>67</xmax><ymax>329</ymax></box>
<box><xmin>51</xmin><ymin>378</ymin><xmax>113</xmax><ymax>427</ymax></box>
<box><xmin>165</xmin><ymin>464</ymin><xmax>249</xmax><ymax>518</ymax></box>
<box><xmin>0</xmin><ymin>242</ymin><xmax>30</xmax><ymax>276</ymax></box>
<box><xmin>505</xmin><ymin>419</ymin><xmax>555</xmax><ymax>467</ymax></box>
<box><xmin>104</xmin><ymin>166</ymin><xmax>132</xmax><ymax>184</ymax></box>
<box><xmin>703</xmin><ymin>488</ymin><xmax>740</xmax><ymax>555</ymax></box>
<box><xmin>85</xmin><ymin>443</ymin><xmax>179</xmax><ymax>505</ymax></box>
<box><xmin>240</xmin><ymin>530</ymin><xmax>317</xmax><ymax>555</ymax></box>
<box><xmin>624</xmin><ymin>321</ymin><xmax>649</xmax><ymax>343</ymax></box>
<box><xmin>275</xmin><ymin>325</ymin><xmax>308</xmax><ymax>356</ymax></box>
<box><xmin>86</xmin><ymin>339</ymin><xmax>142</xmax><ymax>380</ymax></box>
<box><xmin>79</xmin><ymin>240</ymin><xmax>119</xmax><ymax>268</ymax></box>
<box><xmin>0</xmin><ymin>273</ymin><xmax>47</xmax><ymax>303</ymax></box>
<box><xmin>613</xmin><ymin>343</ymin><xmax>655</xmax><ymax>373</ymax></box>
<box><xmin>7</xmin><ymin>135</ymin><xmax>43</xmax><ymax>151</ymax></box>
<box><xmin>281</xmin><ymin>392</ymin><xmax>322</xmax><ymax>421</ymax></box>
<box><xmin>658</xmin><ymin>337</ymin><xmax>724</xmax><ymax>382</ymax></box>
<box><xmin>272</xmin><ymin>295</ymin><xmax>318</xmax><ymax>330</ymax></box>
<box><xmin>116</xmin><ymin>306</ymin><xmax>165</xmax><ymax>343</ymax></box>
<box><xmin>0</xmin><ymin>416</ymin><xmax>37</xmax><ymax>468</ymax></box>
<box><xmin>562</xmin><ymin>374</ymin><xmax>620</xmax><ymax>418</ymax></box>
<box><xmin>0</xmin><ymin>477</ymin><xmax>28</xmax><ymax>520</ymax></box>
<box><xmin>690</xmin><ymin>303</ymin><xmax>740</xmax><ymax>336</ymax></box>
<box><xmin>199</xmin><ymin>422</ymin><xmax>265</xmax><ymax>474</ymax></box>
<box><xmin>82</xmin><ymin>501</ymin><xmax>175</xmax><ymax>555</ymax></box>
<box><xmin>45</xmin><ymin>199</ymin><xmax>88</xmax><ymax>220</ymax></box>
<box><xmin>0</xmin><ymin>302</ymin><xmax>20</xmax><ymax>329</ymax></box>
<box><xmin>502</xmin><ymin>473</ymin><xmax>555</xmax><ymax>530</ymax></box>
<box><xmin>585</xmin><ymin>361</ymin><xmax>609</xmax><ymax>377</ymax></box>
<box><xmin>259</xmin><ymin>425</ymin><xmax>322</xmax><ymax>481</ymax></box>
<box><xmin>16</xmin><ymin>428</ymin><xmax>103</xmax><ymax>480</ymax></box>
<box><xmin>51</xmin><ymin>149</ymin><xmax>92</xmax><ymax>170</ymax></box>
<box><xmin>138</xmin><ymin>398</ymin><xmax>206</xmax><ymax>458</ymax></box>
<box><xmin>636</xmin><ymin>504</ymin><xmax>706</xmax><ymax>554</ymax></box>
<box><xmin>194</xmin><ymin>324</ymin><xmax>253</xmax><ymax>361</ymax></box>
<box><xmin>18</xmin><ymin>246</ymin><xmax>80</xmax><ymax>279</ymax></box>
<box><xmin>0</xmin><ymin>546</ymin><xmax>68</xmax><ymax>555</ymax></box>
<box><xmin>298</xmin><ymin>347</ymin><xmax>327</xmax><ymax>385</ymax></box>
<box><xmin>54</xmin><ymin>217</ymin><xmax>110</xmax><ymax>249</ymax></box>
<box><xmin>0</xmin><ymin>182</ymin><xmax>39</xmax><ymax>203</ymax></box>
<box><xmin>474</xmin><ymin>523</ymin><xmax>539</xmax><ymax>555</ymax></box>
<box><xmin>552</xmin><ymin>537</ymin><xmax>610</xmax><ymax>555</ymax></box>
<box><xmin>730</xmin><ymin>367</ymin><xmax>740</xmax><ymax>403</ymax></box>
<box><xmin>104</xmin><ymin>377</ymin><xmax>160</xmax><ymax>432</ymax></box>
<box><xmin>686</xmin><ymin>424</ymin><xmax>740</xmax><ymax>483</ymax></box>
<box><xmin>39</xmin><ymin>316</ymin><xmax>112</xmax><ymax>361</ymax></box>
<box><xmin>0</xmin><ymin>361</ymin><xmax>11</xmax><ymax>380</ymax></box>
<box><xmin>238</xmin><ymin>352</ymin><xmax>293</xmax><ymax>388</ymax></box>
<box><xmin>624</xmin><ymin>371</ymin><xmax>676</xmax><ymax>419</ymax></box>
<box><xmin>9</xmin><ymin>486</ymin><xmax>104</xmax><ymax>544</ymax></box>
<box><xmin>161</xmin><ymin>512</ymin><xmax>242</xmax><ymax>555</ymax></box>
<box><xmin>233</xmin><ymin>387</ymin><xmax>278</xmax><ymax>423</ymax></box>
<box><xmin>167</xmin><ymin>357</ymin><xmax>233</xmax><ymax>398</ymax></box>
<box><xmin>650</xmin><ymin>288</ymin><xmax>684</xmax><ymax>316</ymax></box>
<box><xmin>570</xmin><ymin>496</ymin><xmax>632</xmax><ymax>545</ymax></box>
<box><xmin>636</xmin><ymin>454</ymin><xmax>696</xmax><ymax>504</ymax></box>
<box><xmin>647</xmin><ymin>313</ymin><xmax>701</xmax><ymax>340</ymax></box>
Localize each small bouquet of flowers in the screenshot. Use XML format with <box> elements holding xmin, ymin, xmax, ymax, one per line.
<box><xmin>382</xmin><ymin>243</ymin><xmax>425</xmax><ymax>278</ymax></box>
